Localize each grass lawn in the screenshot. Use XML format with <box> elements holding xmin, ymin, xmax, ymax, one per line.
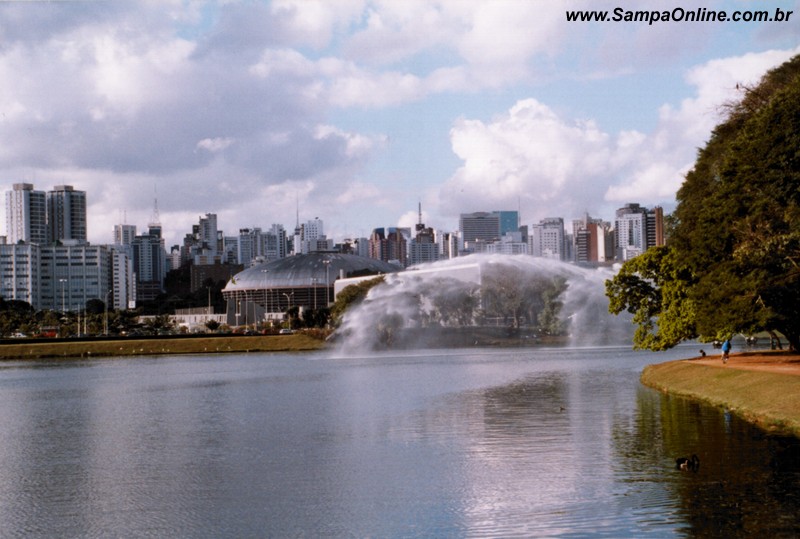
<box><xmin>642</xmin><ymin>359</ymin><xmax>800</xmax><ymax>437</ymax></box>
<box><xmin>0</xmin><ymin>333</ymin><xmax>326</xmax><ymax>360</ymax></box>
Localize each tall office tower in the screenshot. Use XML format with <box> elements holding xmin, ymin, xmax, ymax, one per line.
<box><xmin>113</xmin><ymin>224</ymin><xmax>137</xmax><ymax>246</ymax></box>
<box><xmin>132</xmin><ymin>224</ymin><xmax>166</xmax><ymax>304</ymax></box>
<box><xmin>111</xmin><ymin>246</ymin><xmax>136</xmax><ymax>310</ymax></box>
<box><xmin>614</xmin><ymin>203</ymin><xmax>648</xmax><ymax>261</ymax></box>
<box><xmin>573</xmin><ymin>213</ymin><xmax>612</xmax><ymax>265</ymax></box>
<box><xmin>238</xmin><ymin>228</ymin><xmax>264</xmax><ymax>266</ymax></box>
<box><xmin>47</xmin><ymin>185</ymin><xmax>87</xmax><ymax>243</ymax></box>
<box><xmin>459</xmin><ymin>212</ymin><xmax>501</xmax><ymax>246</ymax></box>
<box><xmin>440</xmin><ymin>231</ymin><xmax>461</xmax><ymax>259</ymax></box>
<box><xmin>496</xmin><ymin>211</ymin><xmax>520</xmax><ymax>237</ymax></box>
<box><xmin>530</xmin><ymin>217</ymin><xmax>566</xmax><ymax>260</ymax></box>
<box><xmin>6</xmin><ymin>183</ymin><xmax>47</xmax><ymax>244</ymax></box>
<box><xmin>40</xmin><ymin>244</ymin><xmax>111</xmax><ymax>312</ymax></box>
<box><xmin>646</xmin><ymin>206</ymin><xmax>665</xmax><ymax>249</ymax></box>
<box><xmin>409</xmin><ymin>204</ymin><xmax>440</xmax><ymax>266</ymax></box>
<box><xmin>368</xmin><ymin>227</ymin><xmax>407</xmax><ymax>267</ymax></box>
<box><xmin>264</xmin><ymin>224</ymin><xmax>288</xmax><ymax>261</ymax></box>
<box><xmin>198</xmin><ymin>213</ymin><xmax>218</xmax><ymax>254</ymax></box>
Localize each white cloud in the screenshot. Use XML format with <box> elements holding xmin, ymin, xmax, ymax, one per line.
<box><xmin>196</xmin><ymin>137</ymin><xmax>235</xmax><ymax>153</ymax></box>
<box><xmin>0</xmin><ymin>0</ymin><xmax>798</xmax><ymax>248</ymax></box>
<box><xmin>439</xmin><ymin>47</ymin><xmax>800</xmax><ymax>226</ymax></box>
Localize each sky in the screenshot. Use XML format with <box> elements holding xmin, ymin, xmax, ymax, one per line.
<box><xmin>0</xmin><ymin>0</ymin><xmax>798</xmax><ymax>247</ymax></box>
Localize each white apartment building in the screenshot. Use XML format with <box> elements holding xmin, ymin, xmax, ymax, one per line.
<box><xmin>0</xmin><ymin>241</ymin><xmax>41</xmax><ymax>306</ymax></box>
<box><xmin>6</xmin><ymin>183</ymin><xmax>47</xmax><ymax>245</ymax></box>
<box><xmin>615</xmin><ymin>205</ymin><xmax>647</xmax><ymax>261</ymax></box>
<box><xmin>530</xmin><ymin>218</ymin><xmax>566</xmax><ymax>260</ymax></box>
<box><xmin>487</xmin><ymin>233</ymin><xmax>529</xmax><ymax>255</ymax></box>
<box><xmin>294</xmin><ymin>218</ymin><xmax>331</xmax><ymax>254</ymax></box>
<box><xmin>111</xmin><ymin>246</ymin><xmax>136</xmax><ymax>310</ymax></box>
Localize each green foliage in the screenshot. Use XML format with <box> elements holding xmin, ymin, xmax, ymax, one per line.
<box><xmin>607</xmin><ymin>54</ymin><xmax>800</xmax><ymax>350</ymax></box>
<box><xmin>330</xmin><ymin>276</ymin><xmax>385</xmax><ymax>326</ymax></box>
<box><xmin>481</xmin><ymin>263</ymin><xmax>568</xmax><ymax>331</ymax></box>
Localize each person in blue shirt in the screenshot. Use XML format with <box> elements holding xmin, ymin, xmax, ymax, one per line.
<box><xmin>721</xmin><ymin>338</ymin><xmax>731</xmax><ymax>364</ymax></box>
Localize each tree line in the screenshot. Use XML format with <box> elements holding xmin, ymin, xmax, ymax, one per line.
<box><xmin>606</xmin><ymin>54</ymin><xmax>800</xmax><ymax>350</ymax></box>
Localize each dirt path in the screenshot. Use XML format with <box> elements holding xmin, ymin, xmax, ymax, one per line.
<box><xmin>688</xmin><ymin>350</ymin><xmax>800</xmax><ymax>376</ymax></box>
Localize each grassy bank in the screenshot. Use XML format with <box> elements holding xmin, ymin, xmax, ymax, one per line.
<box><xmin>0</xmin><ymin>333</ymin><xmax>326</xmax><ymax>360</ymax></box>
<box><xmin>641</xmin><ymin>358</ymin><xmax>800</xmax><ymax>436</ymax></box>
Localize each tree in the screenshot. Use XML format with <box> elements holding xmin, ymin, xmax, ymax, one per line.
<box><xmin>329</xmin><ymin>276</ymin><xmax>385</xmax><ymax>326</ymax></box>
<box><xmin>607</xmin><ymin>55</ymin><xmax>800</xmax><ymax>350</ymax></box>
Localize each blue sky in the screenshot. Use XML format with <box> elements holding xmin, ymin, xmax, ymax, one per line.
<box><xmin>0</xmin><ymin>0</ymin><xmax>798</xmax><ymax>246</ymax></box>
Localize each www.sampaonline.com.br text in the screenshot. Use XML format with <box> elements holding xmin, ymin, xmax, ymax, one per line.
<box><xmin>566</xmin><ymin>7</ymin><xmax>793</xmax><ymax>24</ymax></box>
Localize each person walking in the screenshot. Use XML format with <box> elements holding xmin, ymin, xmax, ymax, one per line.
<box><xmin>721</xmin><ymin>338</ymin><xmax>731</xmax><ymax>364</ymax></box>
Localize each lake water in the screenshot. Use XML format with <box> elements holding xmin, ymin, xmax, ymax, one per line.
<box><xmin>0</xmin><ymin>344</ymin><xmax>798</xmax><ymax>538</ymax></box>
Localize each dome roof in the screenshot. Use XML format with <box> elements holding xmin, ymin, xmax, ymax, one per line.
<box><xmin>224</xmin><ymin>252</ymin><xmax>399</xmax><ymax>292</ymax></box>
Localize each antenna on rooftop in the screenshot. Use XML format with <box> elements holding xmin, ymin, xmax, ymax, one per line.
<box><xmin>149</xmin><ymin>184</ymin><xmax>161</xmax><ymax>227</ymax></box>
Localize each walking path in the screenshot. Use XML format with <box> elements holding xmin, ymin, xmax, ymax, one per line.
<box><xmin>690</xmin><ymin>350</ymin><xmax>800</xmax><ymax>376</ymax></box>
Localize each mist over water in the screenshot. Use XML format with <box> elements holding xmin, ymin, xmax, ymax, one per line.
<box><xmin>335</xmin><ymin>254</ymin><xmax>633</xmax><ymax>353</ymax></box>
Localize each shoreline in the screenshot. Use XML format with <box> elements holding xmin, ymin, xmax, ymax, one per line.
<box><xmin>0</xmin><ymin>333</ymin><xmax>327</xmax><ymax>360</ymax></box>
<box><xmin>641</xmin><ymin>350</ymin><xmax>800</xmax><ymax>437</ymax></box>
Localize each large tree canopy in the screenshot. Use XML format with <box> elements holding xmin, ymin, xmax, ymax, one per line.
<box><xmin>606</xmin><ymin>55</ymin><xmax>800</xmax><ymax>350</ymax></box>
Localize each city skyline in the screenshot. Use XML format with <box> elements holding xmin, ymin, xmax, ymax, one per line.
<box><xmin>0</xmin><ymin>2</ymin><xmax>798</xmax><ymax>248</ymax></box>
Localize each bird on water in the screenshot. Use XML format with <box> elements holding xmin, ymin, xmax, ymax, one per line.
<box><xmin>675</xmin><ymin>454</ymin><xmax>700</xmax><ymax>472</ymax></box>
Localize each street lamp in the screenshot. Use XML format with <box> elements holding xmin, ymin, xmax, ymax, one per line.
<box><xmin>58</xmin><ymin>278</ymin><xmax>67</xmax><ymax>338</ymax></box>
<box><xmin>104</xmin><ymin>289</ymin><xmax>113</xmax><ymax>336</ymax></box>
<box><xmin>312</xmin><ymin>278</ymin><xmax>317</xmax><ymax>310</ymax></box>
<box><xmin>323</xmin><ymin>259</ymin><xmax>331</xmax><ymax>306</ymax></box>
<box><xmin>261</xmin><ymin>269</ymin><xmax>269</xmax><ymax>325</ymax></box>
<box><xmin>59</xmin><ymin>278</ymin><xmax>67</xmax><ymax>313</ymax></box>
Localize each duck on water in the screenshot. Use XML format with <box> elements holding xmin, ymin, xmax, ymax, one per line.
<box><xmin>676</xmin><ymin>454</ymin><xmax>700</xmax><ymax>472</ymax></box>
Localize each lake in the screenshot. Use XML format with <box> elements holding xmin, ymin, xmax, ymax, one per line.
<box><xmin>0</xmin><ymin>344</ymin><xmax>798</xmax><ymax>537</ymax></box>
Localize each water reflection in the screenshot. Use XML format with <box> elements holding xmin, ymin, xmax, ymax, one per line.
<box><xmin>0</xmin><ymin>349</ymin><xmax>798</xmax><ymax>537</ymax></box>
<box><xmin>637</xmin><ymin>392</ymin><xmax>800</xmax><ymax>537</ymax></box>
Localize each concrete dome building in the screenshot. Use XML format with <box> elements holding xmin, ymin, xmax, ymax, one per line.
<box><xmin>222</xmin><ymin>252</ymin><xmax>398</xmax><ymax>326</ymax></box>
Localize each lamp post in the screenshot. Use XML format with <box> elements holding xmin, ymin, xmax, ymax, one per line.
<box><xmin>104</xmin><ymin>289</ymin><xmax>112</xmax><ymax>336</ymax></box>
<box><xmin>323</xmin><ymin>259</ymin><xmax>331</xmax><ymax>306</ymax></box>
<box><xmin>261</xmin><ymin>269</ymin><xmax>269</xmax><ymax>326</ymax></box>
<box><xmin>59</xmin><ymin>278</ymin><xmax>67</xmax><ymax>338</ymax></box>
<box><xmin>59</xmin><ymin>278</ymin><xmax>67</xmax><ymax>313</ymax></box>
<box><xmin>312</xmin><ymin>278</ymin><xmax>317</xmax><ymax>310</ymax></box>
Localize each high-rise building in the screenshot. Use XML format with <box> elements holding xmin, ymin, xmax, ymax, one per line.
<box><xmin>646</xmin><ymin>206</ymin><xmax>665</xmax><ymax>249</ymax></box>
<box><xmin>440</xmin><ymin>231</ymin><xmax>461</xmax><ymax>259</ymax></box>
<box><xmin>111</xmin><ymin>245</ymin><xmax>136</xmax><ymax>310</ymax></box>
<box><xmin>459</xmin><ymin>212</ymin><xmax>501</xmax><ymax>246</ymax></box>
<box><xmin>294</xmin><ymin>218</ymin><xmax>330</xmax><ymax>254</ymax></box>
<box><xmin>47</xmin><ymin>185</ymin><xmax>87</xmax><ymax>244</ymax></box>
<box><xmin>238</xmin><ymin>228</ymin><xmax>263</xmax><ymax>267</ymax></box>
<box><xmin>497</xmin><ymin>211</ymin><xmax>520</xmax><ymax>237</ymax></box>
<box><xmin>0</xmin><ymin>240</ymin><xmax>41</xmax><ymax>307</ymax></box>
<box><xmin>459</xmin><ymin>210</ymin><xmax>519</xmax><ymax>252</ymax></box>
<box><xmin>530</xmin><ymin>217</ymin><xmax>566</xmax><ymax>260</ymax></box>
<box><xmin>198</xmin><ymin>213</ymin><xmax>218</xmax><ymax>255</ymax></box>
<box><xmin>573</xmin><ymin>213</ymin><xmax>613</xmax><ymax>265</ymax></box>
<box><xmin>264</xmin><ymin>224</ymin><xmax>288</xmax><ymax>261</ymax></box>
<box><xmin>40</xmin><ymin>243</ymin><xmax>111</xmax><ymax>312</ymax></box>
<box><xmin>369</xmin><ymin>227</ymin><xmax>407</xmax><ymax>266</ymax></box>
<box><xmin>113</xmin><ymin>224</ymin><xmax>137</xmax><ymax>246</ymax></box>
<box><xmin>615</xmin><ymin>203</ymin><xmax>663</xmax><ymax>261</ymax></box>
<box><xmin>409</xmin><ymin>207</ymin><xmax>439</xmax><ymax>266</ymax></box>
<box><xmin>132</xmin><ymin>224</ymin><xmax>166</xmax><ymax>304</ymax></box>
<box><xmin>6</xmin><ymin>183</ymin><xmax>47</xmax><ymax>244</ymax></box>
